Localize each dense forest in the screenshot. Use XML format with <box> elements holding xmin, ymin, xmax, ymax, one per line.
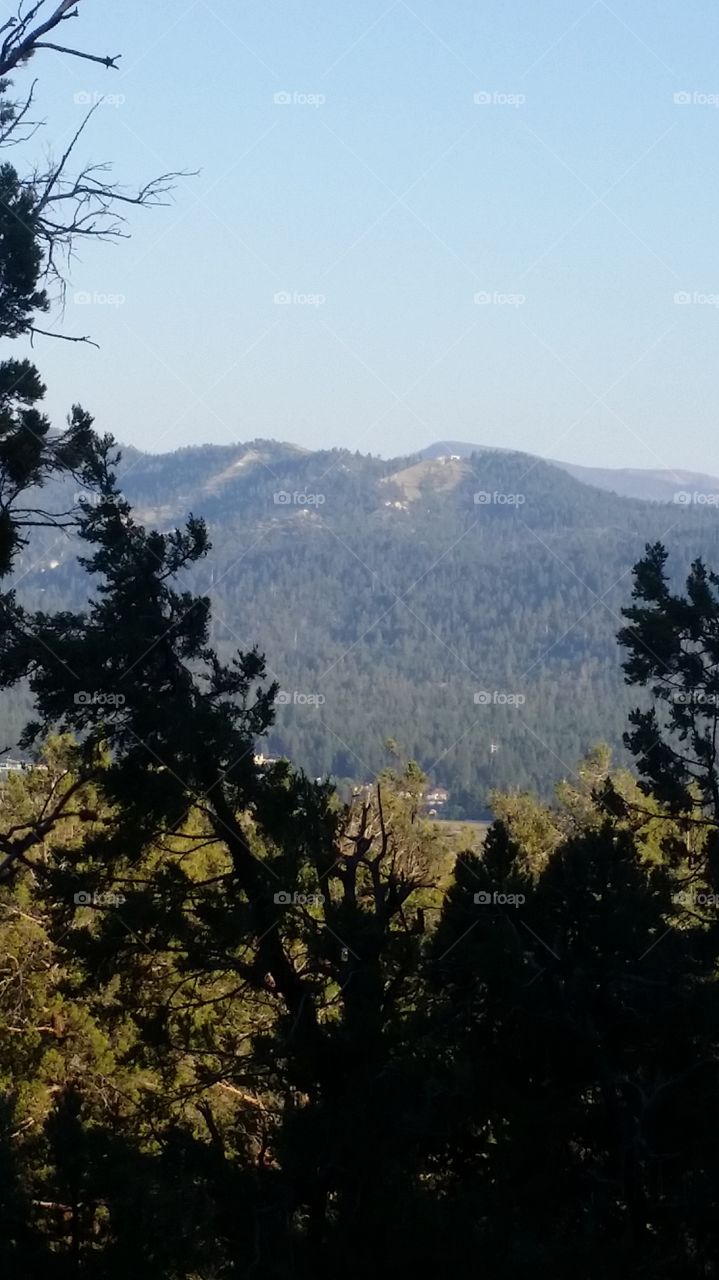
<box><xmin>8</xmin><ymin>437</ymin><xmax>719</xmax><ymax>809</ymax></box>
<box><xmin>5</xmin><ymin>507</ymin><xmax>719</xmax><ymax>1276</ymax></box>
<box><xmin>3</xmin><ymin>7</ymin><xmax>719</xmax><ymax>1277</ymax></box>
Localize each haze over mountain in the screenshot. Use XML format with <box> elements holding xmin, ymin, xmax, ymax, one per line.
<box><xmin>416</xmin><ymin>441</ymin><xmax>719</xmax><ymax>504</ymax></box>
<box><xmin>8</xmin><ymin>437</ymin><xmax>719</xmax><ymax>813</ymax></box>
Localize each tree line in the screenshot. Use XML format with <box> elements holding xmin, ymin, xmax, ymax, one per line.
<box><xmin>2</xmin><ymin>9</ymin><xmax>719</xmax><ymax>1275</ymax></box>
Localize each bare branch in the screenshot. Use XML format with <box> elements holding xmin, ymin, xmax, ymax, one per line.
<box><xmin>33</xmin><ymin>100</ymin><xmax>100</xmax><ymax>213</ymax></box>
<box><xmin>33</xmin><ymin>40</ymin><xmax>120</xmax><ymax>68</ymax></box>
<box><xmin>0</xmin><ymin>1</ymin><xmax>120</xmax><ymax>77</ymax></box>
<box><xmin>0</xmin><ymin>78</ymin><xmax>41</xmax><ymax>147</ymax></box>
<box><xmin>29</xmin><ymin>325</ymin><xmax>99</xmax><ymax>347</ymax></box>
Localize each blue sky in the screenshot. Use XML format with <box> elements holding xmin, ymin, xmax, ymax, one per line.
<box><xmin>15</xmin><ymin>0</ymin><xmax>719</xmax><ymax>471</ymax></box>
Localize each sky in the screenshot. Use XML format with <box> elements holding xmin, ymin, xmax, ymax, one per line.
<box><xmin>13</xmin><ymin>0</ymin><xmax>719</xmax><ymax>471</ymax></box>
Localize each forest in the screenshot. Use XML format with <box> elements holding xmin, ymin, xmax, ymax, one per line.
<box><xmin>2</xmin><ymin>6</ymin><xmax>719</xmax><ymax>1277</ymax></box>
<box><xmin>8</xmin><ymin>434</ymin><xmax>719</xmax><ymax>809</ymax></box>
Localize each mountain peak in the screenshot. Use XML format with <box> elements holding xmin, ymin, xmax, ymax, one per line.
<box><xmin>417</xmin><ymin>441</ymin><xmax>719</xmax><ymax>504</ymax></box>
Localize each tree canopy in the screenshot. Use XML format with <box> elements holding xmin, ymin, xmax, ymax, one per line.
<box><xmin>1</xmin><ymin>7</ymin><xmax>719</xmax><ymax>1277</ymax></box>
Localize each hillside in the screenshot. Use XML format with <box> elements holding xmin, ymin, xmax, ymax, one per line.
<box><xmin>416</xmin><ymin>440</ymin><xmax>719</xmax><ymax>504</ymax></box>
<box><xmin>9</xmin><ymin>439</ymin><xmax>719</xmax><ymax>811</ymax></box>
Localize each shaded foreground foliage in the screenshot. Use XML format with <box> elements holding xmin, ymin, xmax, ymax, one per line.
<box><xmin>1</xmin><ymin>13</ymin><xmax>719</xmax><ymax>1274</ymax></box>
<box><xmin>3</xmin><ymin>472</ymin><xmax>719</xmax><ymax>1274</ymax></box>
<box><xmin>11</xmin><ymin>434</ymin><xmax>719</xmax><ymax>807</ymax></box>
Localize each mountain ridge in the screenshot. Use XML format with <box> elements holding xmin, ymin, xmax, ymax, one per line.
<box><xmin>8</xmin><ymin>437</ymin><xmax>719</xmax><ymax>810</ymax></box>
<box><xmin>108</xmin><ymin>436</ymin><xmax>719</xmax><ymax>506</ymax></box>
<box><xmin>415</xmin><ymin>440</ymin><xmax>719</xmax><ymax>503</ymax></box>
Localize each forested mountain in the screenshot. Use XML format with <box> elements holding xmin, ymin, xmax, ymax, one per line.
<box><xmin>8</xmin><ymin>8</ymin><xmax>719</xmax><ymax>1275</ymax></box>
<box><xmin>417</xmin><ymin>439</ymin><xmax>719</xmax><ymax>503</ymax></box>
<box><xmin>9</xmin><ymin>439</ymin><xmax>719</xmax><ymax>808</ymax></box>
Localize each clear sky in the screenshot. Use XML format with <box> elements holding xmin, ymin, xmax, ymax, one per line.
<box><xmin>15</xmin><ymin>0</ymin><xmax>719</xmax><ymax>471</ymax></box>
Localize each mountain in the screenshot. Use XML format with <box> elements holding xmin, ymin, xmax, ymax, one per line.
<box><xmin>552</xmin><ymin>460</ymin><xmax>719</xmax><ymax>504</ymax></box>
<box><xmin>416</xmin><ymin>440</ymin><xmax>719</xmax><ymax>504</ymax></box>
<box><xmin>8</xmin><ymin>438</ymin><xmax>719</xmax><ymax>813</ymax></box>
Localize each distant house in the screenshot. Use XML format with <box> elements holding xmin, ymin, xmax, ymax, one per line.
<box><xmin>0</xmin><ymin>758</ymin><xmax>24</xmax><ymax>775</ymax></box>
<box><xmin>423</xmin><ymin>786</ymin><xmax>449</xmax><ymax>809</ymax></box>
<box><xmin>0</xmin><ymin>760</ymin><xmax>49</xmax><ymax>783</ymax></box>
<box><xmin>0</xmin><ymin>759</ymin><xmax>28</xmax><ymax>786</ymax></box>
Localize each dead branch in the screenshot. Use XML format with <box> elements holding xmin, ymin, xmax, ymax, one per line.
<box><xmin>0</xmin><ymin>2</ymin><xmax>120</xmax><ymax>77</ymax></box>
<box><xmin>33</xmin><ymin>40</ymin><xmax>119</xmax><ymax>68</ymax></box>
<box><xmin>30</xmin><ymin>325</ymin><xmax>98</xmax><ymax>347</ymax></box>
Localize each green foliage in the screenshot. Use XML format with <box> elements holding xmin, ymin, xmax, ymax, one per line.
<box><xmin>3</xmin><ymin>503</ymin><xmax>719</xmax><ymax>1273</ymax></box>
<box><xmin>8</xmin><ymin>444</ymin><xmax>719</xmax><ymax>804</ymax></box>
<box><xmin>620</xmin><ymin>541</ymin><xmax>719</xmax><ymax>828</ymax></box>
<box><xmin>4</xmin><ymin>14</ymin><xmax>719</xmax><ymax>1273</ymax></box>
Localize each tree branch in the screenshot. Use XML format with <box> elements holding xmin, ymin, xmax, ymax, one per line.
<box><xmin>33</xmin><ymin>41</ymin><xmax>120</xmax><ymax>68</ymax></box>
<box><xmin>0</xmin><ymin>2</ymin><xmax>120</xmax><ymax>77</ymax></box>
<box><xmin>29</xmin><ymin>325</ymin><xmax>99</xmax><ymax>347</ymax></box>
